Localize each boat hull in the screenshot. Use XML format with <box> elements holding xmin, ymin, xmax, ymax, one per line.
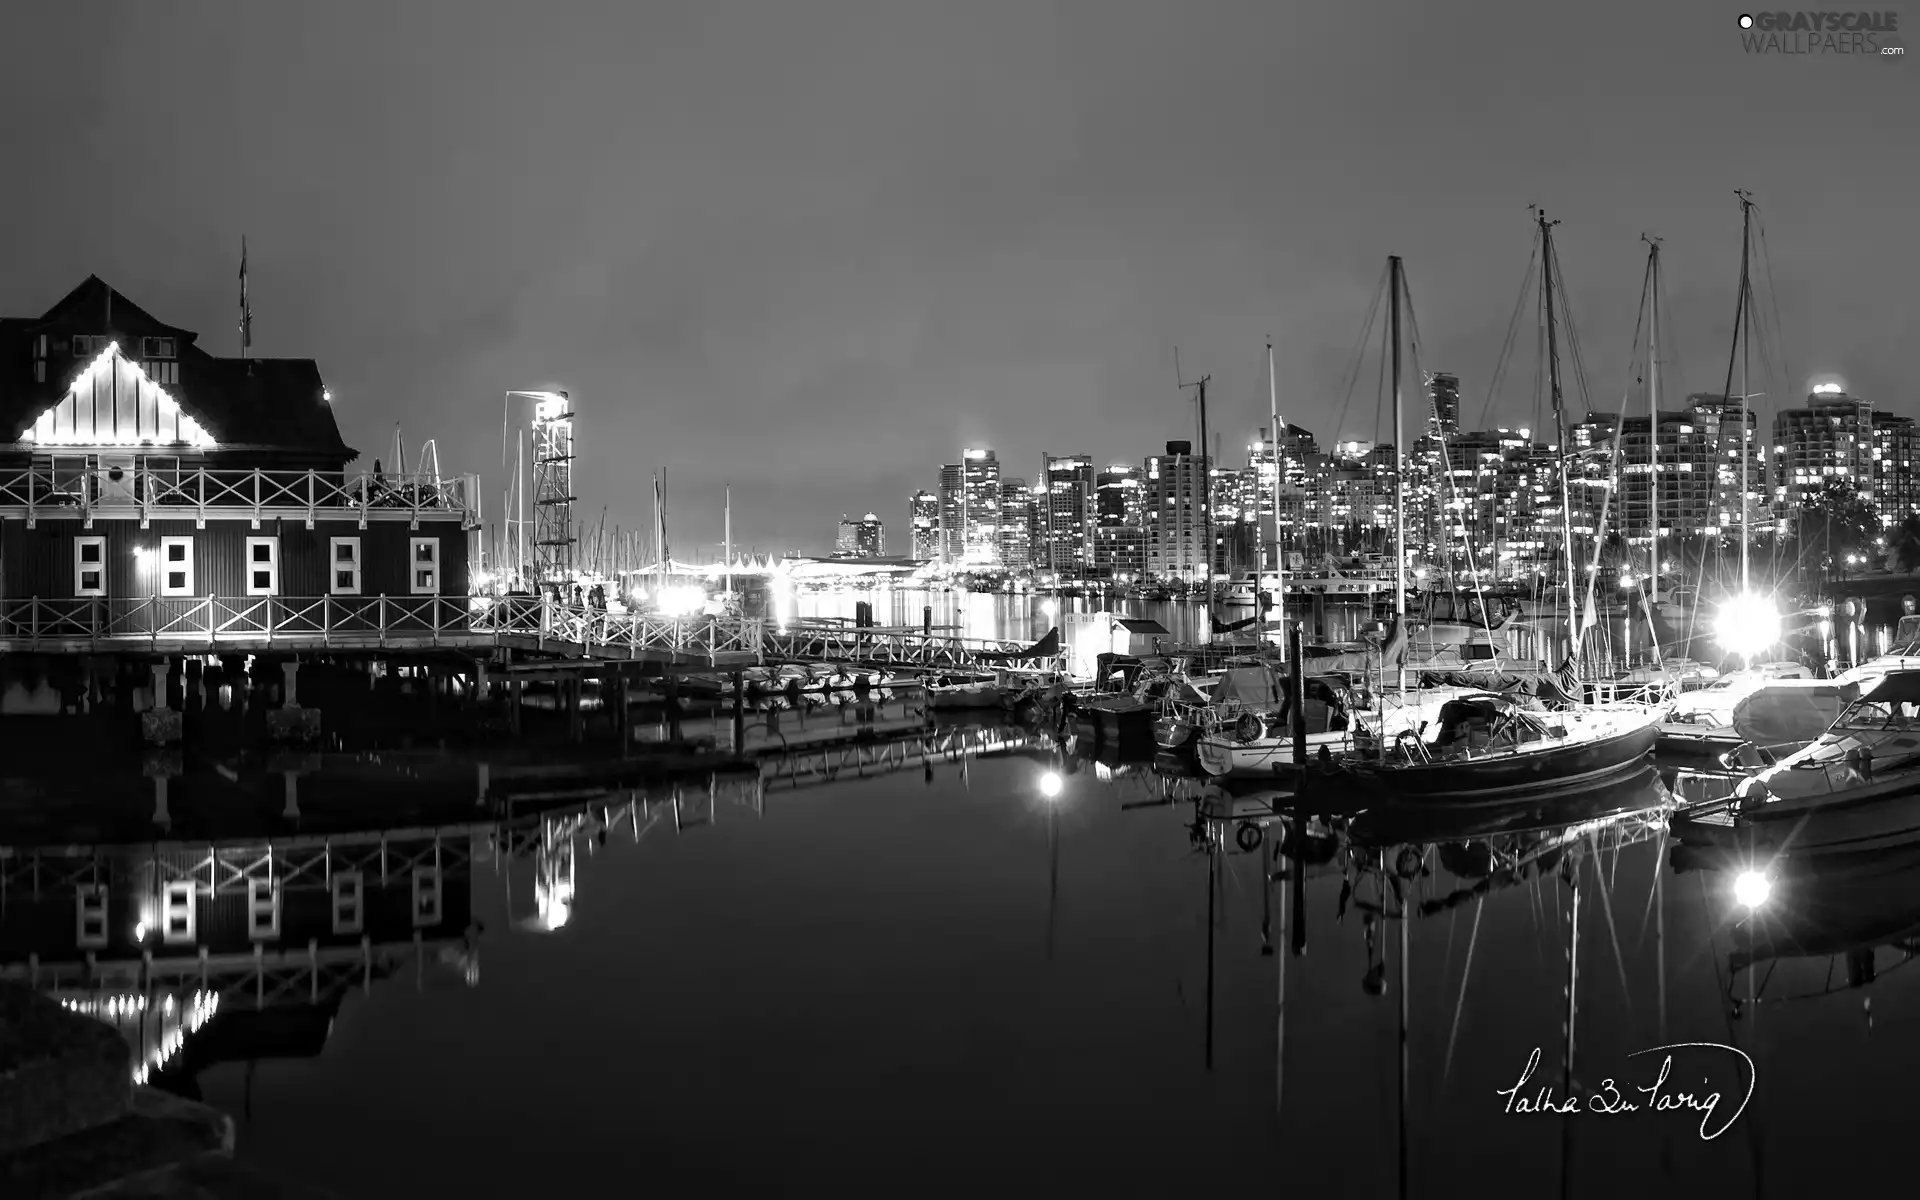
<box><xmin>1671</xmin><ymin>771</ymin><xmax>1920</xmax><ymax>858</ymax></box>
<box><xmin>1076</xmin><ymin>701</ymin><xmax>1156</xmax><ymax>743</ymax></box>
<box><xmin>1339</xmin><ymin>720</ymin><xmax>1661</xmax><ymax>803</ymax></box>
<box><xmin>926</xmin><ymin>685</ymin><xmax>1004</xmax><ymax>710</ymax></box>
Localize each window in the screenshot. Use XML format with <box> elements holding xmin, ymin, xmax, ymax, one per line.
<box><xmin>245</xmin><ymin>536</ymin><xmax>279</xmax><ymax>595</ymax></box>
<box><xmin>409</xmin><ymin>537</ymin><xmax>440</xmax><ymax>594</ymax></box>
<box><xmin>72</xmin><ymin>334</ymin><xmax>106</xmax><ymax>357</ymax></box>
<box><xmin>51</xmin><ymin>455</ymin><xmax>87</xmax><ymax>498</ymax></box>
<box><xmin>140</xmin><ymin>336</ymin><xmax>177</xmax><ymax>359</ymax></box>
<box><xmin>74</xmin><ymin>536</ymin><xmax>106</xmax><ymax>596</ymax></box>
<box><xmin>158</xmin><ymin>536</ymin><xmax>193</xmax><ymax>596</ymax></box>
<box><xmin>329</xmin><ymin>537</ymin><xmax>362</xmax><ymax>595</ymax></box>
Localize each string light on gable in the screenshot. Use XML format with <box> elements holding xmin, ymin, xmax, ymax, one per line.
<box><xmin>27</xmin><ymin>340</ymin><xmax>216</xmax><ymax>448</ymax></box>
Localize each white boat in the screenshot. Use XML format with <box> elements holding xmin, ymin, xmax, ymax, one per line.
<box><xmin>924</xmin><ymin>675</ymin><xmax>1004</xmax><ymax>709</ymax></box>
<box><xmin>1194</xmin><ymin>683</ymin><xmax>1495</xmax><ymax>779</ymax></box>
<box><xmin>1671</xmin><ymin>671</ymin><xmax>1920</xmax><ymax>857</ymax></box>
<box><xmin>1656</xmin><ymin>660</ymin><xmax>1810</xmax><ymax>756</ymax></box>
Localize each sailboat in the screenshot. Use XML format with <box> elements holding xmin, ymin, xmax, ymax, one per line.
<box><xmin>1319</xmin><ymin>231</ymin><xmax>1659</xmax><ymax>803</ymax></box>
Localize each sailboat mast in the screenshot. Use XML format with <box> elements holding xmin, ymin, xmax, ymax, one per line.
<box><xmin>1389</xmin><ymin>257</ymin><xmax>1406</xmax><ymax>618</ymax></box>
<box><xmin>725</xmin><ymin>485</ymin><xmax>733</xmax><ymax>596</ymax></box>
<box><xmin>1737</xmin><ymin>194</ymin><xmax>1753</xmax><ymax>594</ymax></box>
<box><xmin>1268</xmin><ymin>341</ymin><xmax>1287</xmax><ymax>648</ymax></box>
<box><xmin>1539</xmin><ymin>211</ymin><xmax>1578</xmax><ymax>644</ymax></box>
<box><xmin>1198</xmin><ymin>377</ymin><xmax>1212</xmax><ymax>592</ymax></box>
<box><xmin>1647</xmin><ymin>236</ymin><xmax>1661</xmax><ymax>606</ymax></box>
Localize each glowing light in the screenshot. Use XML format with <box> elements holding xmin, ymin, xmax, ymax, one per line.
<box><xmin>652</xmin><ymin>584</ymin><xmax>707</xmax><ymax>618</ymax></box>
<box><xmin>322</xmin><ymin>389</ymin><xmax>333</xmax><ymax>403</ymax></box>
<box><xmin>1714</xmin><ymin>592</ymin><xmax>1782</xmax><ymax>660</ymax></box>
<box><xmin>1039</xmin><ymin>771</ymin><xmax>1063</xmax><ymax>798</ymax></box>
<box><xmin>1811</xmin><ymin>383</ymin><xmax>1843</xmax><ymax>395</ymax></box>
<box><xmin>1040</xmin><ymin>599</ymin><xmax>1058</xmax><ymax>618</ymax></box>
<box><xmin>536</xmin><ymin>878</ymin><xmax>574</xmax><ymax>931</ymax></box>
<box><xmin>27</xmin><ymin>342</ymin><xmax>216</xmax><ymax>448</ymax></box>
<box><xmin>134</xmin><ymin>921</ymin><xmax>147</xmax><ymax>941</ymax></box>
<box><xmin>1619</xmin><ymin>573</ymin><xmax>1636</xmax><ymax>589</ymax></box>
<box><xmin>1733</xmin><ymin>869</ymin><xmax>1772</xmax><ymax>909</ymax></box>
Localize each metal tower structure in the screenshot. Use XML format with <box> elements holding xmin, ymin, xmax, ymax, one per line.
<box><xmin>529</xmin><ymin>391</ymin><xmax>576</xmax><ymax>586</ymax></box>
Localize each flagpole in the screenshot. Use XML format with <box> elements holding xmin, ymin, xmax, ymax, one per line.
<box><xmin>238</xmin><ymin>236</ymin><xmax>252</xmax><ymax>360</ymax></box>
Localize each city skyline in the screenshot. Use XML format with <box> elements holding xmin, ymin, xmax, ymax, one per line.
<box><xmin>0</xmin><ymin>2</ymin><xmax>1909</xmax><ymax>557</ymax></box>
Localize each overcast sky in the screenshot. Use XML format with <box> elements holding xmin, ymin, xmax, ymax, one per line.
<box><xmin>1</xmin><ymin>0</ymin><xmax>1912</xmax><ymax>556</ymax></box>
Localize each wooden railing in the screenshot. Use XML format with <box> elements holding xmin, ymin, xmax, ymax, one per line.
<box><xmin>0</xmin><ymin>466</ymin><xmax>480</xmax><ymax>527</ymax></box>
<box><xmin>0</xmin><ymin>595</ymin><xmax>1062</xmax><ymax>672</ymax></box>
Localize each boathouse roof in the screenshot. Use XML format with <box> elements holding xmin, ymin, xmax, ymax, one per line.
<box><xmin>0</xmin><ymin>276</ymin><xmax>355</xmax><ymax>461</ymax></box>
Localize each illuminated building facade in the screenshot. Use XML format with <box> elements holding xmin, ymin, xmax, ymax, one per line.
<box><xmin>1040</xmin><ymin>454</ymin><xmax>1093</xmax><ymax>577</ymax></box>
<box><xmin>908</xmin><ymin>490</ymin><xmax>940</xmax><ymax>559</ymax></box>
<box><xmin>998</xmin><ymin>480</ymin><xmax>1033</xmax><ymax>569</ymax></box>
<box><xmin>1145</xmin><ymin>441</ymin><xmax>1208</xmax><ymax>580</ymax></box>
<box><xmin>961</xmin><ymin>448</ymin><xmax>1000</xmax><ymax>566</ymax></box>
<box><xmin>0</xmin><ymin>277</ymin><xmax>473</xmax><ymax>635</ymax></box>
<box><xmin>835</xmin><ymin>513</ymin><xmax>883</xmax><ymax>557</ymax></box>
<box><xmin>938</xmin><ymin>463</ymin><xmax>964</xmax><ymax>562</ymax></box>
<box><xmin>1773</xmin><ymin>388</ymin><xmax>1873</xmax><ymax>510</ymax></box>
<box><xmin>1874</xmin><ymin>412</ymin><xmax>1918</xmax><ymax>526</ymax></box>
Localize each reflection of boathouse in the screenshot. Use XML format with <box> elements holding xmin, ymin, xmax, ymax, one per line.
<box><xmin>0</xmin><ymin>825</ymin><xmax>479</xmax><ymax>1085</ymax></box>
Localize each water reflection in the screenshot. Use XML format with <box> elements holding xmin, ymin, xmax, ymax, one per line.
<box><xmin>6</xmin><ymin>725</ymin><xmax>1920</xmax><ymax>1194</ymax></box>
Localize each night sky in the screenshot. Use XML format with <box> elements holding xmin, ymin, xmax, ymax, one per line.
<box><xmin>0</xmin><ymin>1</ymin><xmax>1911</xmax><ymax>555</ymax></box>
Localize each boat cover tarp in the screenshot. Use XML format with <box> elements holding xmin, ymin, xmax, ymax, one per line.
<box><xmin>1212</xmin><ymin>665</ymin><xmax>1284</xmax><ymax>707</ymax></box>
<box><xmin>1418</xmin><ymin>669</ymin><xmax>1579</xmax><ymax>709</ymax></box>
<box><xmin>1733</xmin><ymin>680</ymin><xmax>1850</xmax><ymax>748</ymax></box>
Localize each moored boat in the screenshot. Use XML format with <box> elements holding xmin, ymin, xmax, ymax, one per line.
<box><xmin>1669</xmin><ymin>671</ymin><xmax>1920</xmax><ymax>858</ymax></box>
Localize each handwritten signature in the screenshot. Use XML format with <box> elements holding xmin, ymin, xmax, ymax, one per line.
<box><xmin>1496</xmin><ymin>1043</ymin><xmax>1755</xmax><ymax>1140</ymax></box>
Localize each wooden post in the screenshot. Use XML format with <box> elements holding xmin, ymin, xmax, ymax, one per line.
<box><xmin>509</xmin><ymin>678</ymin><xmax>523</xmax><ymax>736</ymax></box>
<box><xmin>731</xmin><ymin>672</ymin><xmax>746</xmax><ymax>754</ymax></box>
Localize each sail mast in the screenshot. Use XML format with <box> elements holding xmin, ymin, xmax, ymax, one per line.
<box><xmin>1646</xmin><ymin>235</ymin><xmax>1661</xmax><ymax>606</ymax></box>
<box><xmin>1267</xmin><ymin>340</ymin><xmax>1287</xmax><ymax>651</ymax></box>
<box><xmin>1738</xmin><ymin>194</ymin><xmax>1753</xmax><ymax>594</ymax></box>
<box><xmin>1390</xmin><ymin>256</ymin><xmax>1407</xmax><ymax>698</ymax></box>
<box><xmin>1539</xmin><ymin>210</ymin><xmax>1578</xmax><ymax>646</ymax></box>
<box><xmin>725</xmin><ymin>484</ymin><xmax>733</xmax><ymax>596</ymax></box>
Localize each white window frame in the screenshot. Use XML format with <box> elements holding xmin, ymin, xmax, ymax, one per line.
<box><xmin>141</xmin><ymin>336</ymin><xmax>177</xmax><ymax>359</ymax></box>
<box><xmin>245</xmin><ymin>536</ymin><xmax>279</xmax><ymax>596</ymax></box>
<box><xmin>158</xmin><ymin>535</ymin><xmax>194</xmax><ymax>597</ymax></box>
<box><xmin>329</xmin><ymin>536</ymin><xmax>362</xmax><ymax>595</ymax></box>
<box><xmin>409</xmin><ymin>536</ymin><xmax>440</xmax><ymax>595</ymax></box>
<box><xmin>74</xmin><ymin>535</ymin><xmax>106</xmax><ymax>597</ymax></box>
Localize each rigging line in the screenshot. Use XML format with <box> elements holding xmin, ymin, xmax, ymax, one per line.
<box><xmin>1331</xmin><ymin>262</ymin><xmax>1391</xmax><ymax>443</ymax></box>
<box><xmin>1586</xmin><ymin>836</ymin><xmax>1635</xmax><ymax>1020</ymax></box>
<box><xmin>1441</xmin><ymin>894</ymin><xmax>1485</xmax><ymax>1086</ymax></box>
<box><xmin>1480</xmin><ymin>238</ymin><xmax>1541</xmax><ymax>432</ymax></box>
<box><xmin>1404</xmin><ymin>279</ymin><xmax>1497</xmax><ymax>638</ymax></box>
<box><xmin>1755</xmin><ymin>213</ymin><xmax>1794</xmax><ymax>398</ymax></box>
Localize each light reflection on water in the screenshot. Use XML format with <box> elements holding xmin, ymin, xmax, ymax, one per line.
<box><xmin>30</xmin><ymin>745</ymin><xmax>1877</xmax><ymax>1196</ymax></box>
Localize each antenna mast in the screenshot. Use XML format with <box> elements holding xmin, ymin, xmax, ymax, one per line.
<box><xmin>1643</xmin><ymin>233</ymin><xmax>1662</xmax><ymax>606</ymax></box>
<box><xmin>1536</xmin><ymin>208</ymin><xmax>1578</xmax><ymax>646</ymax></box>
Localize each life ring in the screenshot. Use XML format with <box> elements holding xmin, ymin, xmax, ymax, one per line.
<box><xmin>1235</xmin><ymin>712</ymin><xmax>1263</xmax><ymax>744</ymax></box>
<box><xmin>1236</xmin><ymin>822</ymin><xmax>1264</xmax><ymax>852</ymax></box>
<box><xmin>1395</xmin><ymin>846</ymin><xmax>1423</xmax><ymax>880</ymax></box>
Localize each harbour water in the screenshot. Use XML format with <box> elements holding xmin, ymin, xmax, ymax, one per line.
<box><xmin>7</xmin><ymin>738</ymin><xmax>1908</xmax><ymax>1196</ymax></box>
<box><xmin>5</xmin><ymin>593</ymin><xmax>1911</xmax><ymax>1196</ymax></box>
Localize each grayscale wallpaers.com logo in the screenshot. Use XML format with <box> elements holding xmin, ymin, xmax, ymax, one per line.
<box><xmin>1738</xmin><ymin>11</ymin><xmax>1905</xmax><ymax>54</ymax></box>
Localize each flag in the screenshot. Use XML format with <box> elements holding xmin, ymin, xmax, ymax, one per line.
<box><xmin>238</xmin><ymin>236</ymin><xmax>252</xmax><ymax>353</ymax></box>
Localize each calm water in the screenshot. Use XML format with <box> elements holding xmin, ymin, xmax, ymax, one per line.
<box><xmin>19</xmin><ymin>744</ymin><xmax>1901</xmax><ymax>1196</ymax></box>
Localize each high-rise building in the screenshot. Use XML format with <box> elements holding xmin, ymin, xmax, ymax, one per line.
<box><xmin>1874</xmin><ymin>412</ymin><xmax>1918</xmax><ymax>526</ymax></box>
<box><xmin>961</xmin><ymin>448</ymin><xmax>1001</xmax><ymax>566</ymax></box>
<box><xmin>999</xmin><ymin>480</ymin><xmax>1033</xmax><ymax>569</ymax></box>
<box><xmin>1092</xmin><ymin>464</ymin><xmax>1146</xmax><ymax>580</ymax></box>
<box><xmin>1040</xmin><ymin>454</ymin><xmax>1094</xmax><ymax>577</ymax></box>
<box><xmin>1146</xmin><ymin>440</ymin><xmax>1209</xmax><ymax>580</ymax></box>
<box><xmin>835</xmin><ymin>513</ymin><xmax>883</xmax><ymax>557</ymax></box>
<box><xmin>1687</xmin><ymin>392</ymin><xmax>1769</xmax><ymax>539</ymax></box>
<box><xmin>1427</xmin><ymin>372</ymin><xmax>1461</xmax><ymax>440</ymax></box>
<box><xmin>938</xmin><ymin>464</ymin><xmax>965</xmax><ymax>563</ymax></box>
<box><xmin>1773</xmin><ymin>387</ymin><xmax>1873</xmax><ymax>511</ymax></box>
<box><xmin>909</xmin><ymin>490</ymin><xmax>940</xmax><ymax>559</ymax></box>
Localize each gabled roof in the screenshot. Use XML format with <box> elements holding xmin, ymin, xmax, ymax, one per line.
<box><xmin>0</xmin><ymin>276</ymin><xmax>354</xmax><ymax>460</ymax></box>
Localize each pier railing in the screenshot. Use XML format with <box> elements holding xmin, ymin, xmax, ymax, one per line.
<box><xmin>762</xmin><ymin>619</ymin><xmax>1065</xmax><ymax>672</ymax></box>
<box><xmin>0</xmin><ymin>594</ymin><xmax>1058</xmax><ymax>671</ymax></box>
<box><xmin>0</xmin><ymin>465</ymin><xmax>480</xmax><ymax>528</ymax></box>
